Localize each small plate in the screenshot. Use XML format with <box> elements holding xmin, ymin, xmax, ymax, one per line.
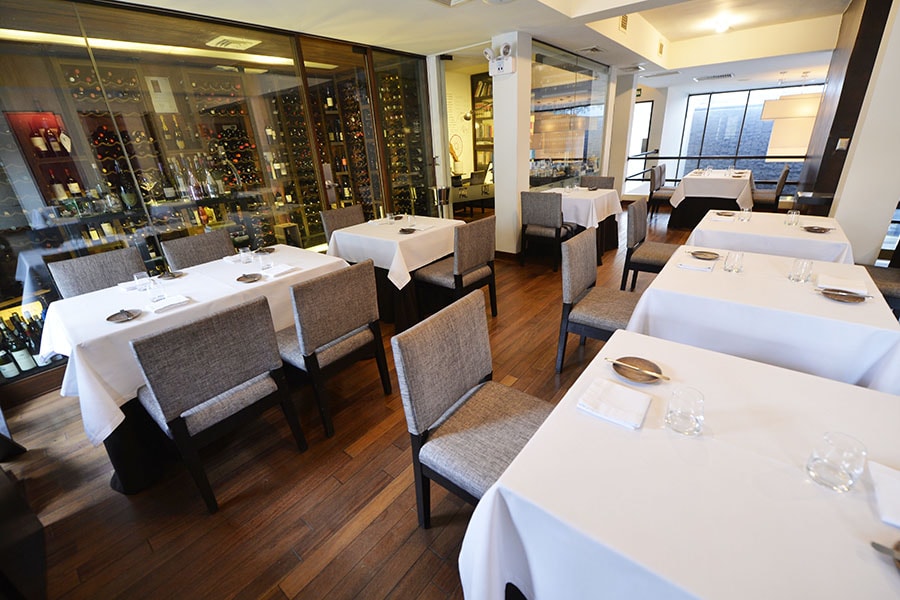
<box><xmin>690</xmin><ymin>250</ymin><xmax>719</xmax><ymax>261</ymax></box>
<box><xmin>399</xmin><ymin>228</ymin><xmax>416</xmax><ymax>234</ymax></box>
<box><xmin>611</xmin><ymin>356</ymin><xmax>663</xmax><ymax>384</ymax></box>
<box><xmin>158</xmin><ymin>271</ymin><xmax>184</xmax><ymax>280</ymax></box>
<box><xmin>107</xmin><ymin>309</ymin><xmax>141</xmax><ymax>323</ymax></box>
<box><xmin>254</xmin><ymin>247</ymin><xmax>275</xmax><ymax>254</ymax></box>
<box><xmin>731</xmin><ymin>174</ymin><xmax>743</xmax><ymax>178</ymax></box>
<box><xmin>237</xmin><ymin>273</ymin><xmax>262</xmax><ymax>283</ymax></box>
<box><xmin>803</xmin><ymin>226</ymin><xmax>833</xmax><ymax>234</ymax></box>
<box><xmin>587</xmin><ymin>186</ymin><xmax>599</xmax><ymax>191</ymax></box>
<box><xmin>820</xmin><ymin>288</ymin><xmax>867</xmax><ymax>303</ymax></box>
<box><xmin>715</xmin><ymin>211</ymin><xmax>735</xmax><ymax>217</ymax></box>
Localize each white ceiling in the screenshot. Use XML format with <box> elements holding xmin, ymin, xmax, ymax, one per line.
<box><xmin>119</xmin><ymin>0</ymin><xmax>851</xmax><ymax>91</ymax></box>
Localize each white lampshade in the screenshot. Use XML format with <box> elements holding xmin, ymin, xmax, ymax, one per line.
<box><xmin>762</xmin><ymin>93</ymin><xmax>822</xmax><ymax>161</ymax></box>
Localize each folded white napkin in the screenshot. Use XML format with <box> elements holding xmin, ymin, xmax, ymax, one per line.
<box><xmin>411</xmin><ymin>224</ymin><xmax>434</xmax><ymax>231</ymax></box>
<box><xmin>708</xmin><ymin>215</ymin><xmax>735</xmax><ymax>222</ymax></box>
<box><xmin>577</xmin><ymin>379</ymin><xmax>652</xmax><ymax>430</ymax></box>
<box><xmin>117</xmin><ymin>280</ymin><xmax>142</xmax><ymax>291</ymax></box>
<box><xmin>148</xmin><ymin>294</ymin><xmax>191</xmax><ymax>313</ymax></box>
<box><xmin>263</xmin><ymin>263</ymin><xmax>299</xmax><ymax>278</ymax></box>
<box><xmin>816</xmin><ymin>274</ymin><xmax>868</xmax><ymax>295</ymax></box>
<box><xmin>869</xmin><ymin>462</ymin><xmax>900</xmax><ymax>528</ymax></box>
<box><xmin>222</xmin><ymin>254</ymin><xmax>241</xmax><ymax>264</ymax></box>
<box><xmin>677</xmin><ymin>262</ymin><xmax>714</xmax><ymax>272</ymax></box>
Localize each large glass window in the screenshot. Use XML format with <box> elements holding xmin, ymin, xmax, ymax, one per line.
<box><xmin>529</xmin><ymin>42</ymin><xmax>609</xmax><ymax>187</ymax></box>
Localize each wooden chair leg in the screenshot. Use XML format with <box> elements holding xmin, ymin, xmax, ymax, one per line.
<box><xmin>488</xmin><ymin>271</ymin><xmax>498</xmax><ymax>317</ymax></box>
<box><xmin>555</xmin><ymin>309</ymin><xmax>571</xmax><ymax>373</ymax></box>
<box><xmin>410</xmin><ymin>436</ymin><xmax>431</xmax><ymax>529</ymax></box>
<box><xmin>305</xmin><ymin>357</ymin><xmax>334</xmax><ymax>437</ymax></box>
<box><xmin>170</xmin><ymin>419</ymin><xmax>218</xmax><ymax>514</ymax></box>
<box><xmin>370</xmin><ymin>322</ymin><xmax>392</xmax><ymax>395</ymax></box>
<box><xmin>620</xmin><ymin>265</ymin><xmax>630</xmax><ymax>291</ymax></box>
<box><xmin>630</xmin><ymin>270</ymin><xmax>639</xmax><ymax>292</ymax></box>
<box><xmin>579</xmin><ymin>335</ymin><xmax>587</xmax><ymax>346</ymax></box>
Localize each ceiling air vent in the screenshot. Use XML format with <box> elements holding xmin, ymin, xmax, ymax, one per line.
<box><xmin>578</xmin><ymin>46</ymin><xmax>606</xmax><ymax>54</ymax></box>
<box><xmin>642</xmin><ymin>71</ymin><xmax>681</xmax><ymax>79</ymax></box>
<box><xmin>620</xmin><ymin>64</ymin><xmax>646</xmax><ymax>74</ymax></box>
<box><xmin>693</xmin><ymin>73</ymin><xmax>734</xmax><ymax>82</ymax></box>
<box><xmin>619</xmin><ymin>14</ymin><xmax>629</xmax><ymax>32</ymax></box>
<box><xmin>205</xmin><ymin>36</ymin><xmax>262</xmax><ymax>51</ymax></box>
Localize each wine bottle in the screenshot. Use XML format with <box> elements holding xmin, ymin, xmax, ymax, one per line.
<box><xmin>157</xmin><ymin>160</ymin><xmax>177</xmax><ymax>200</ymax></box>
<box><xmin>29</xmin><ymin>123</ymin><xmax>50</xmax><ymax>157</ymax></box>
<box><xmin>44</xmin><ymin>124</ymin><xmax>63</xmax><ymax>156</ymax></box>
<box><xmin>172</xmin><ymin>115</ymin><xmax>186</xmax><ymax>150</ymax></box>
<box><xmin>64</xmin><ymin>168</ymin><xmax>83</xmax><ymax>196</ymax></box>
<box><xmin>47</xmin><ymin>169</ymin><xmax>68</xmax><ymax>203</ymax></box>
<box><xmin>8</xmin><ymin>331</ymin><xmax>37</xmax><ymax>372</ymax></box>
<box><xmin>114</xmin><ymin>160</ymin><xmax>138</xmax><ymax>209</ymax></box>
<box><xmin>159</xmin><ymin>115</ymin><xmax>173</xmax><ymax>143</ymax></box>
<box><xmin>325</xmin><ymin>86</ymin><xmax>335</xmax><ymax>109</ymax></box>
<box><xmin>0</xmin><ymin>349</ymin><xmax>20</xmax><ymax>379</ymax></box>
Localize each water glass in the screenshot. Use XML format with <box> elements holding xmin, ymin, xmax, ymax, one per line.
<box><xmin>665</xmin><ymin>386</ymin><xmax>704</xmax><ymax>436</ymax></box>
<box><xmin>784</xmin><ymin>210</ymin><xmax>800</xmax><ymax>226</ymax></box>
<box><xmin>788</xmin><ymin>258</ymin><xmax>812</xmax><ymax>283</ymax></box>
<box><xmin>738</xmin><ymin>207</ymin><xmax>752</xmax><ymax>222</ymax></box>
<box><xmin>407</xmin><ymin>214</ymin><xmax>416</xmax><ymax>228</ymax></box>
<box><xmin>806</xmin><ymin>432</ymin><xmax>867</xmax><ymax>492</ymax></box>
<box><xmin>147</xmin><ymin>277</ymin><xmax>166</xmax><ymax>303</ymax></box>
<box><xmin>723</xmin><ymin>251</ymin><xmax>743</xmax><ymax>273</ymax></box>
<box><xmin>133</xmin><ymin>272</ymin><xmax>150</xmax><ymax>292</ymax></box>
<box><xmin>257</xmin><ymin>253</ymin><xmax>274</xmax><ymax>271</ymax></box>
<box><xmin>239</xmin><ymin>247</ymin><xmax>252</xmax><ymax>264</ymax></box>
<box><xmin>385</xmin><ymin>212</ymin><xmax>394</xmax><ymax>222</ymax></box>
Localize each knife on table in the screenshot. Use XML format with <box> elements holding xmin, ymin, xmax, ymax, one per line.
<box><xmin>871</xmin><ymin>541</ymin><xmax>900</xmax><ymax>560</ymax></box>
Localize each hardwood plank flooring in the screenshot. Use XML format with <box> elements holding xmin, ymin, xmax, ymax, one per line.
<box><xmin>1</xmin><ymin>209</ymin><xmax>688</xmax><ymax>599</ymax></box>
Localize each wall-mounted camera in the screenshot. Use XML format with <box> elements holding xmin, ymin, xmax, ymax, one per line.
<box><xmin>483</xmin><ymin>43</ymin><xmax>516</xmax><ymax>77</ymax></box>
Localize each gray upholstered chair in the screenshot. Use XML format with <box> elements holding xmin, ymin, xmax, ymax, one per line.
<box><xmin>47</xmin><ymin>245</ymin><xmax>146</xmax><ymax>298</ymax></box>
<box><xmin>275</xmin><ymin>259</ymin><xmax>391</xmax><ymax>437</ymax></box>
<box><xmin>557</xmin><ymin>228</ymin><xmax>640</xmax><ymax>372</ymax></box>
<box><xmin>648</xmin><ymin>165</ymin><xmax>675</xmax><ymax>219</ymax></box>
<box><xmin>130</xmin><ymin>297</ymin><xmax>307</xmax><ymax>513</ymax></box>
<box><xmin>863</xmin><ymin>264</ymin><xmax>900</xmax><ymax>318</ymax></box>
<box><xmin>160</xmin><ymin>229</ymin><xmax>234</xmax><ymax>271</ymax></box>
<box><xmin>391</xmin><ymin>291</ymin><xmax>552</xmax><ymax>528</ymax></box>
<box><xmin>621</xmin><ymin>199</ymin><xmax>678</xmax><ymax>291</ymax></box>
<box><xmin>520</xmin><ymin>191</ymin><xmax>576</xmax><ymax>272</ymax></box>
<box><xmin>579</xmin><ymin>175</ymin><xmax>615</xmax><ymax>189</ymax></box>
<box><xmin>413</xmin><ymin>215</ymin><xmax>497</xmax><ymax>317</ymax></box>
<box><xmin>752</xmin><ymin>164</ymin><xmax>790</xmax><ymax>212</ymax></box>
<box><xmin>321</xmin><ymin>204</ymin><xmax>365</xmax><ymax>244</ymax></box>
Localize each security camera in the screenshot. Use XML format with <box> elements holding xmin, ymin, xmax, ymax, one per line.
<box><xmin>483</xmin><ymin>47</ymin><xmax>495</xmax><ymax>61</ymax></box>
<box><xmin>500</xmin><ymin>42</ymin><xmax>512</xmax><ymax>57</ymax></box>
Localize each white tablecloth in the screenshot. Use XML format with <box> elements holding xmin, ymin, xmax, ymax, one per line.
<box><xmin>626</xmin><ymin>246</ymin><xmax>900</xmax><ymax>394</ymax></box>
<box><xmin>543</xmin><ymin>187</ymin><xmax>623</xmax><ymax>229</ymax></box>
<box><xmin>40</xmin><ymin>245</ymin><xmax>348</xmax><ymax>444</ymax></box>
<box><xmin>670</xmin><ymin>169</ymin><xmax>753</xmax><ymax>209</ymax></box>
<box><xmin>326</xmin><ymin>215</ymin><xmax>463</xmax><ymax>289</ymax></box>
<box><xmin>687</xmin><ymin>211</ymin><xmax>855</xmax><ymax>264</ymax></box>
<box><xmin>459</xmin><ymin>330</ymin><xmax>900</xmax><ymax>600</ymax></box>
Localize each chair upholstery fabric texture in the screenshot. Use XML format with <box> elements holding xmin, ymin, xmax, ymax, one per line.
<box><xmin>321</xmin><ymin>204</ymin><xmax>365</xmax><ymax>243</ymax></box>
<box><xmin>521</xmin><ymin>192</ymin><xmax>565</xmax><ymax>232</ymax></box>
<box><xmin>579</xmin><ymin>175</ymin><xmax>615</xmax><ymax>189</ymax></box>
<box><xmin>415</xmin><ymin>216</ymin><xmax>495</xmax><ymax>286</ymax></box>
<box><xmin>48</xmin><ymin>246</ymin><xmax>146</xmax><ymax>298</ymax></box>
<box><xmin>160</xmin><ymin>229</ymin><xmax>235</xmax><ymax>271</ymax></box>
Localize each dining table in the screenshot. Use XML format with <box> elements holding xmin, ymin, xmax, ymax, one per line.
<box><xmin>668</xmin><ymin>168</ymin><xmax>754</xmax><ymax>229</ymax></box>
<box><xmin>459</xmin><ymin>330</ymin><xmax>900</xmax><ymax>600</ymax></box>
<box><xmin>40</xmin><ymin>244</ymin><xmax>348</xmax><ymax>490</ymax></box>
<box><xmin>542</xmin><ymin>186</ymin><xmax>623</xmax><ymax>262</ymax></box>
<box><xmin>626</xmin><ymin>246</ymin><xmax>900</xmax><ymax>394</ymax></box>
<box><xmin>326</xmin><ymin>215</ymin><xmax>463</xmax><ymax>330</ymax></box>
<box><xmin>686</xmin><ymin>210</ymin><xmax>855</xmax><ymax>264</ymax></box>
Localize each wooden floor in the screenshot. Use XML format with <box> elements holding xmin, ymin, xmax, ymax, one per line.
<box><xmin>2</xmin><ymin>209</ymin><xmax>688</xmax><ymax>600</ymax></box>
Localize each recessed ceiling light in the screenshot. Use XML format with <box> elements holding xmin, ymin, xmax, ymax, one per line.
<box><xmin>713</xmin><ymin>16</ymin><xmax>732</xmax><ymax>33</ymax></box>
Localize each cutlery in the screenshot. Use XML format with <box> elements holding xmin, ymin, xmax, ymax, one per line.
<box><xmin>870</xmin><ymin>541</ymin><xmax>900</xmax><ymax>561</ymax></box>
<box><xmin>814</xmin><ymin>288</ymin><xmax>872</xmax><ymax>299</ymax></box>
<box><xmin>604</xmin><ymin>357</ymin><xmax>670</xmax><ymax>381</ymax></box>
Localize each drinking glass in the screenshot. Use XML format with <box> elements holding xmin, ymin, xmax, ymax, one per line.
<box><xmin>806</xmin><ymin>432</ymin><xmax>867</xmax><ymax>492</ymax></box>
<box><xmin>238</xmin><ymin>247</ymin><xmax>252</xmax><ymax>264</ymax></box>
<box><xmin>147</xmin><ymin>277</ymin><xmax>166</xmax><ymax>303</ymax></box>
<box><xmin>133</xmin><ymin>272</ymin><xmax>150</xmax><ymax>292</ymax></box>
<box><xmin>784</xmin><ymin>210</ymin><xmax>800</xmax><ymax>226</ymax></box>
<box><xmin>788</xmin><ymin>258</ymin><xmax>812</xmax><ymax>283</ymax></box>
<box><xmin>407</xmin><ymin>214</ymin><xmax>416</xmax><ymax>228</ymax></box>
<box><xmin>665</xmin><ymin>386</ymin><xmax>704</xmax><ymax>436</ymax></box>
<box><xmin>723</xmin><ymin>251</ymin><xmax>743</xmax><ymax>273</ymax></box>
<box><xmin>738</xmin><ymin>207</ymin><xmax>752</xmax><ymax>222</ymax></box>
<box><xmin>257</xmin><ymin>253</ymin><xmax>274</xmax><ymax>271</ymax></box>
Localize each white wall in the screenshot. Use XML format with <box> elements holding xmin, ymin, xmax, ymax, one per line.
<box><xmin>833</xmin><ymin>0</ymin><xmax>900</xmax><ymax>264</ymax></box>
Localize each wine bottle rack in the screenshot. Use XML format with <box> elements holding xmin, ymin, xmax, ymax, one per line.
<box><xmin>336</xmin><ymin>77</ymin><xmax>375</xmax><ymax>217</ymax></box>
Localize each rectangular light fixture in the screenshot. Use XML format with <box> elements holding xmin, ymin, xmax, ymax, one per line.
<box><xmin>762</xmin><ymin>93</ymin><xmax>823</xmax><ymax>161</ymax></box>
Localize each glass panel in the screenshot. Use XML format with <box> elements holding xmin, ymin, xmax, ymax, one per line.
<box><xmin>680</xmin><ymin>94</ymin><xmax>709</xmax><ymax>175</ymax></box>
<box><xmin>530</xmin><ymin>42</ymin><xmax>609</xmax><ymax>188</ymax></box>
<box><xmin>700</xmin><ymin>90</ymin><xmax>748</xmax><ymax>168</ymax></box>
<box><xmin>372</xmin><ymin>50</ymin><xmax>434</xmax><ymax>216</ymax></box>
<box><xmin>625</xmin><ymin>100</ymin><xmax>653</xmax><ymax>195</ymax></box>
<box><xmin>300</xmin><ymin>38</ymin><xmax>383</xmax><ymax>220</ymax></box>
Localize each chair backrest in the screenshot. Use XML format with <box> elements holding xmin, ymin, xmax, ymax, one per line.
<box><xmin>391</xmin><ymin>291</ymin><xmax>493</xmax><ymax>436</ymax></box>
<box><xmin>454</xmin><ymin>215</ymin><xmax>495</xmax><ymax>275</ymax></box>
<box><xmin>648</xmin><ymin>165</ymin><xmax>660</xmax><ymax>194</ymax></box>
<box><xmin>521</xmin><ymin>191</ymin><xmax>563</xmax><ymax>228</ymax></box>
<box><xmin>47</xmin><ymin>245</ymin><xmax>145</xmax><ymax>298</ymax></box>
<box><xmin>469</xmin><ymin>170</ymin><xmax>487</xmax><ymax>186</ymax></box>
<box><xmin>321</xmin><ymin>204</ymin><xmax>365</xmax><ymax>243</ymax></box>
<box><xmin>626</xmin><ymin>199</ymin><xmax>649</xmax><ymax>249</ymax></box>
<box><xmin>161</xmin><ymin>229</ymin><xmax>234</xmax><ymax>271</ymax></box>
<box><xmin>561</xmin><ymin>228</ymin><xmax>597</xmax><ymax>305</ymax></box>
<box><xmin>289</xmin><ymin>260</ymin><xmax>378</xmax><ymax>356</ymax></box>
<box><xmin>130</xmin><ymin>296</ymin><xmax>281</xmax><ymax>423</ymax></box>
<box><xmin>774</xmin><ymin>164</ymin><xmax>790</xmax><ymax>198</ymax></box>
<box><xmin>580</xmin><ymin>175</ymin><xmax>615</xmax><ymax>189</ymax></box>
<box><xmin>658</xmin><ymin>163</ymin><xmax>668</xmax><ymax>188</ymax></box>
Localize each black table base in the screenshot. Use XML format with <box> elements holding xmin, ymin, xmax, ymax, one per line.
<box><xmin>103</xmin><ymin>399</ymin><xmax>177</xmax><ymax>494</ymax></box>
<box><xmin>667</xmin><ymin>197</ymin><xmax>739</xmax><ymax>230</ymax></box>
<box><xmin>374</xmin><ymin>266</ymin><xmax>420</xmax><ymax>333</ymax></box>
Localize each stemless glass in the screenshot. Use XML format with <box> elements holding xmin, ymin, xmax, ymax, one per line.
<box><xmin>723</xmin><ymin>251</ymin><xmax>743</xmax><ymax>273</ymax></box>
<box><xmin>133</xmin><ymin>272</ymin><xmax>150</xmax><ymax>292</ymax></box>
<box><xmin>788</xmin><ymin>258</ymin><xmax>812</xmax><ymax>283</ymax></box>
<box><xmin>665</xmin><ymin>386</ymin><xmax>704</xmax><ymax>436</ymax></box>
<box><xmin>806</xmin><ymin>432</ymin><xmax>867</xmax><ymax>492</ymax></box>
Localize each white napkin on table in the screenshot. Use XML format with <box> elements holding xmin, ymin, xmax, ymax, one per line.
<box><xmin>577</xmin><ymin>379</ymin><xmax>652</xmax><ymax>430</ymax></box>
<box><xmin>816</xmin><ymin>274</ymin><xmax>868</xmax><ymax>295</ymax></box>
<box><xmin>222</xmin><ymin>254</ymin><xmax>241</xmax><ymax>264</ymax></box>
<box><xmin>411</xmin><ymin>224</ymin><xmax>434</xmax><ymax>231</ymax></box>
<box><xmin>677</xmin><ymin>262</ymin><xmax>714</xmax><ymax>272</ymax></box>
<box><xmin>148</xmin><ymin>294</ymin><xmax>191</xmax><ymax>313</ymax></box>
<box><xmin>263</xmin><ymin>264</ymin><xmax>299</xmax><ymax>278</ymax></box>
<box><xmin>869</xmin><ymin>462</ymin><xmax>900</xmax><ymax>528</ymax></box>
<box><xmin>117</xmin><ymin>280</ymin><xmax>142</xmax><ymax>291</ymax></box>
<box><xmin>708</xmin><ymin>215</ymin><xmax>735</xmax><ymax>222</ymax></box>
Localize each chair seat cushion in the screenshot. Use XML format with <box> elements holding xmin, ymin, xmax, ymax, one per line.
<box><xmin>652</xmin><ymin>189</ymin><xmax>674</xmax><ymax>199</ymax></box>
<box><xmin>419</xmin><ymin>381</ymin><xmax>552</xmax><ymax>499</ymax></box>
<box><xmin>864</xmin><ymin>265</ymin><xmax>900</xmax><ymax>298</ymax></box>
<box><xmin>415</xmin><ymin>257</ymin><xmax>493</xmax><ymax>288</ymax></box>
<box><xmin>524</xmin><ymin>223</ymin><xmax>575</xmax><ymax>238</ymax></box>
<box><xmin>569</xmin><ymin>287</ymin><xmax>640</xmax><ymax>331</ymax></box>
<box><xmin>276</xmin><ymin>324</ymin><xmax>374</xmax><ymax>371</ymax></box>
<box><xmin>752</xmin><ymin>190</ymin><xmax>777</xmax><ymax>202</ymax></box>
<box><xmin>631</xmin><ymin>241</ymin><xmax>677</xmax><ymax>267</ymax></box>
<box><xmin>139</xmin><ymin>372</ymin><xmax>277</xmax><ymax>437</ymax></box>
